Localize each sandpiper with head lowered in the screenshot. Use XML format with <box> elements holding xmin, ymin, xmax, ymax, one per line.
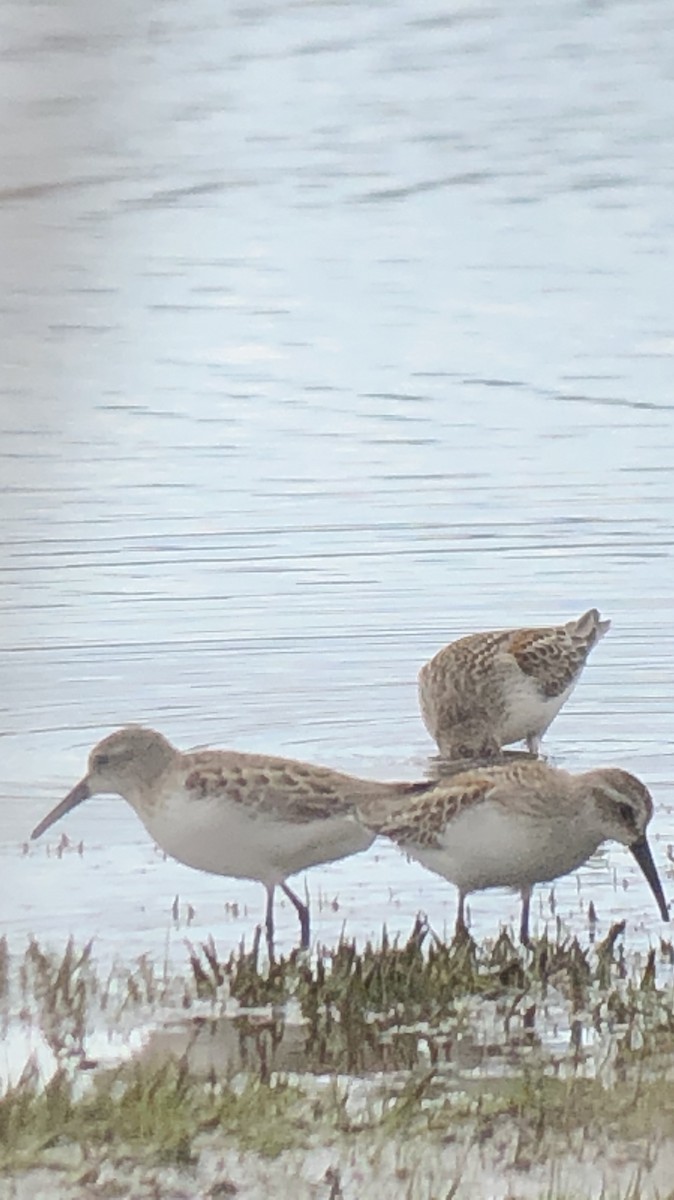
<box><xmin>418</xmin><ymin>608</ymin><xmax>610</xmax><ymax>759</ymax></box>
<box><xmin>356</xmin><ymin>758</ymin><xmax>669</xmax><ymax>944</ymax></box>
<box><xmin>30</xmin><ymin>725</ymin><xmax>432</xmax><ymax>958</ymax></box>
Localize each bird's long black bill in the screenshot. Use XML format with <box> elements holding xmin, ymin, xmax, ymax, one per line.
<box><xmin>31</xmin><ymin>778</ymin><xmax>91</xmax><ymax>840</ymax></box>
<box><xmin>630</xmin><ymin>836</ymin><xmax>669</xmax><ymax>922</ymax></box>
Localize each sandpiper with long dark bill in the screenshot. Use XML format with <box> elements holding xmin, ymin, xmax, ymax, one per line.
<box><xmin>30</xmin><ymin>725</ymin><xmax>433</xmax><ymax>959</ymax></box>
<box><xmin>356</xmin><ymin>758</ymin><xmax>669</xmax><ymax>943</ymax></box>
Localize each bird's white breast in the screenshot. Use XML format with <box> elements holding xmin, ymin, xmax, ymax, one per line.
<box><xmin>498</xmin><ymin>677</ymin><xmax>575</xmax><ymax>745</ymax></box>
<box><xmin>407</xmin><ymin>800</ymin><xmax>600</xmax><ymax>893</ymax></box>
<box><xmin>134</xmin><ymin>788</ymin><xmax>374</xmax><ymax>887</ymax></box>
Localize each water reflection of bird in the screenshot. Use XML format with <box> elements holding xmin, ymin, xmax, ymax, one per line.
<box><xmin>357</xmin><ymin>758</ymin><xmax>669</xmax><ymax>944</ymax></box>
<box><xmin>418</xmin><ymin>608</ymin><xmax>610</xmax><ymax>759</ymax></box>
<box><xmin>142</xmin><ymin>1013</ymin><xmax>308</xmax><ymax>1082</ymax></box>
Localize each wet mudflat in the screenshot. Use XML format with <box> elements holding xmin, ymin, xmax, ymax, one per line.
<box><xmin>3</xmin><ymin>922</ymin><xmax>674</xmax><ymax>1199</ymax></box>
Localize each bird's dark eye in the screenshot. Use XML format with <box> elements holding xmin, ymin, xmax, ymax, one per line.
<box><xmin>619</xmin><ymin>802</ymin><xmax>633</xmax><ymax>824</ymax></box>
<box><xmin>94</xmin><ymin>753</ymin><xmax>110</xmax><ymax>769</ymax></box>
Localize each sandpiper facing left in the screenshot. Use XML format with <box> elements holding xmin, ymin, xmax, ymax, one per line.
<box><xmin>356</xmin><ymin>758</ymin><xmax>669</xmax><ymax>943</ymax></box>
<box><xmin>30</xmin><ymin>725</ymin><xmax>432</xmax><ymax>958</ymax></box>
<box><xmin>418</xmin><ymin>608</ymin><xmax>610</xmax><ymax>759</ymax></box>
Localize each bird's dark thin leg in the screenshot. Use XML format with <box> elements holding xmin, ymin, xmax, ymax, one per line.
<box><xmin>520</xmin><ymin>886</ymin><xmax>532</xmax><ymax>946</ymax></box>
<box><xmin>280</xmin><ymin>881</ymin><xmax>310</xmax><ymax>950</ymax></box>
<box><xmin>455</xmin><ymin>890</ymin><xmax>469</xmax><ymax>940</ymax></box>
<box><xmin>264</xmin><ymin>884</ymin><xmax>276</xmax><ymax>963</ymax></box>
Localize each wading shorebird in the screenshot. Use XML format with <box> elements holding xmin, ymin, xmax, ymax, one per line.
<box><xmin>30</xmin><ymin>725</ymin><xmax>432</xmax><ymax>959</ymax></box>
<box><xmin>356</xmin><ymin>759</ymin><xmax>669</xmax><ymax>944</ymax></box>
<box><xmin>418</xmin><ymin>608</ymin><xmax>611</xmax><ymax>759</ymax></box>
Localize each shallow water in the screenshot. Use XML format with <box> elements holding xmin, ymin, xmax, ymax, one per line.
<box><xmin>2</xmin><ymin>0</ymin><xmax>674</xmax><ymax>972</ymax></box>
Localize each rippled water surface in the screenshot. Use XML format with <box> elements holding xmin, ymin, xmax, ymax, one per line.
<box><xmin>2</xmin><ymin>0</ymin><xmax>674</xmax><ymax>967</ymax></box>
